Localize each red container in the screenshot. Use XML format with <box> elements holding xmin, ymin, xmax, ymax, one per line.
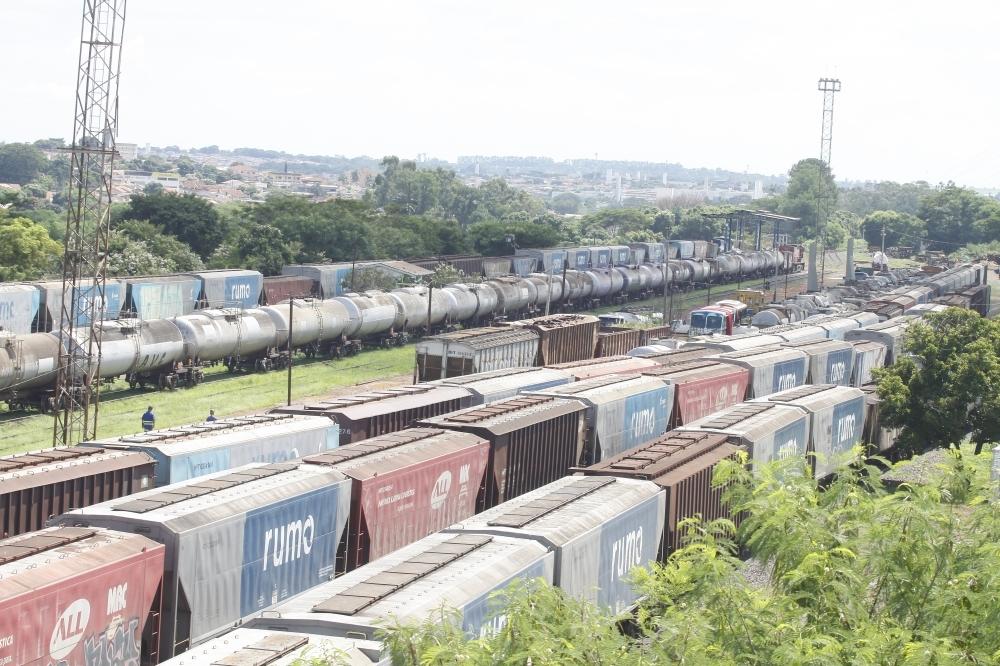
<box><xmin>303</xmin><ymin>428</ymin><xmax>490</xmax><ymax>570</ymax></box>
<box><xmin>575</xmin><ymin>430</ymin><xmax>743</xmax><ymax>558</ymax></box>
<box><xmin>261</xmin><ymin>275</ymin><xmax>315</xmax><ymax>304</ymax></box>
<box><xmin>642</xmin><ymin>360</ymin><xmax>750</xmax><ymax>426</ymax></box>
<box><xmin>548</xmin><ymin>355</ymin><xmax>660</xmax><ymax>380</ymax></box>
<box><xmin>0</xmin><ymin>526</ymin><xmax>165</xmax><ymax>666</ymax></box>
<box><xmin>0</xmin><ymin>447</ymin><xmax>155</xmax><ymax>538</ymax></box>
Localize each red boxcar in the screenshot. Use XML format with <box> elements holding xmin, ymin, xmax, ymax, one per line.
<box><xmin>303</xmin><ymin>428</ymin><xmax>490</xmax><ymax>570</ymax></box>
<box><xmin>642</xmin><ymin>360</ymin><xmax>750</xmax><ymax>426</ymax></box>
<box><xmin>0</xmin><ymin>526</ymin><xmax>165</xmax><ymax>666</ymax></box>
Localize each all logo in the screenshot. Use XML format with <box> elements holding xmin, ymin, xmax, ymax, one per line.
<box><xmin>430</xmin><ymin>470</ymin><xmax>453</xmax><ymax>510</ymax></box>
<box><xmin>50</xmin><ymin>598</ymin><xmax>91</xmax><ymax>660</ymax></box>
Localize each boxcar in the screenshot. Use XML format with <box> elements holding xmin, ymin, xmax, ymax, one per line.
<box><xmin>53</xmin><ymin>463</ymin><xmax>352</xmax><ymax>659</ymax></box>
<box><xmin>761</xmin><ymin>324</ymin><xmax>829</xmax><ymax>344</ymax></box>
<box><xmin>121</xmin><ymin>275</ymin><xmax>200</xmax><ymax>320</ymax></box>
<box><xmin>526</xmin><ymin>374</ymin><xmax>674</xmax><ymax>464</ymax></box>
<box><xmin>713</xmin><ymin>346</ymin><xmax>809</xmax><ymax>399</ymax></box>
<box><xmin>509</xmin><ymin>313</ymin><xmax>600</xmax><ymax>366</ymax></box>
<box><xmin>0</xmin><ymin>526</ymin><xmax>165</xmax><ymax>666</ymax></box>
<box><xmin>850</xmin><ymin>340</ymin><xmax>888</xmax><ymax>387</ymax></box>
<box><xmin>0</xmin><ymin>284</ymin><xmax>40</xmax><ymax>334</ymax></box>
<box><xmin>415</xmin><ymin>327</ymin><xmax>540</xmax><ymax>381</ymax></box>
<box><xmin>427</xmin><ymin>366</ymin><xmax>574</xmax><ymax>406</ymax></box>
<box><xmin>155</xmin><ymin>628</ymin><xmax>387</xmax><ymax>665</ymax></box>
<box><xmin>0</xmin><ymin>446</ymin><xmax>155</xmax><ymax>538</ymax></box>
<box><xmin>641</xmin><ymin>360</ymin><xmax>750</xmax><ymax>427</ymax></box>
<box><xmin>185</xmin><ymin>269</ymin><xmax>263</xmax><ymax>309</ymax></box>
<box><xmin>595</xmin><ymin>328</ymin><xmax>643</xmax><ymax>358</ymax></box>
<box><xmin>247</xmin><ymin>532</ymin><xmax>554</xmax><ymax>640</ymax></box>
<box><xmin>548</xmin><ymin>355</ymin><xmax>660</xmax><ymax>380</ymax></box>
<box><xmin>752</xmin><ymin>385</ymin><xmax>867</xmax><ymax>478</ymax></box>
<box><xmin>631</xmin><ymin>344</ymin><xmax>715</xmax><ymax>365</ymax></box>
<box><xmin>303</xmin><ymin>428</ymin><xmax>490</xmax><ymax>570</ymax></box>
<box><xmin>694</xmin><ymin>333</ymin><xmax>787</xmax><ymax>353</ymax></box>
<box><xmin>677</xmin><ymin>402</ymin><xmax>810</xmax><ymax>473</ymax></box>
<box><xmin>780</xmin><ymin>338</ymin><xmax>856</xmax><ymax>385</ymax></box>
<box><xmin>261</xmin><ymin>275</ymin><xmax>317</xmax><ymax>304</ymax></box>
<box><xmin>576</xmin><ymin>430</ymin><xmax>744</xmax><ymax>557</ymax></box>
<box><xmin>274</xmin><ymin>384</ymin><xmax>473</xmax><ymax>445</ymax></box>
<box><xmin>844</xmin><ymin>316</ymin><xmax>917</xmax><ymax>365</ymax></box>
<box><xmin>83</xmin><ymin>413</ymin><xmax>340</xmax><ymax>486</ymax></box>
<box><xmin>860</xmin><ymin>384</ymin><xmax>899</xmax><ymax>454</ymax></box>
<box><xmin>32</xmin><ymin>279</ymin><xmax>123</xmax><ymax>330</ymax></box>
<box><xmin>446</xmin><ymin>475</ymin><xmax>664</xmax><ymax>613</ymax></box>
<box><xmin>419</xmin><ymin>395</ymin><xmax>588</xmax><ymax>508</ymax></box>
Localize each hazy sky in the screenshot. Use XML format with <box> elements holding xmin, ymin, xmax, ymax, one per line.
<box><xmin>3</xmin><ymin>1</ymin><xmax>998</xmax><ymax>186</ymax></box>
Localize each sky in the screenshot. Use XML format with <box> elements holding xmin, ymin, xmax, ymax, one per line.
<box><xmin>2</xmin><ymin>0</ymin><xmax>998</xmax><ymax>186</ymax></box>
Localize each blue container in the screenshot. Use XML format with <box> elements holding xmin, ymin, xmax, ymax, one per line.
<box><xmin>772</xmin><ymin>358</ymin><xmax>808</xmax><ymax>394</ymax></box>
<box><xmin>124</xmin><ymin>276</ymin><xmax>201</xmax><ymax>320</ymax></box>
<box><xmin>186</xmin><ymin>270</ymin><xmax>264</xmax><ymax>308</ymax></box>
<box><xmin>568</xmin><ymin>248</ymin><xmax>591</xmax><ymax>269</ymax></box>
<box><xmin>33</xmin><ymin>280</ymin><xmax>123</xmax><ymax>329</ymax></box>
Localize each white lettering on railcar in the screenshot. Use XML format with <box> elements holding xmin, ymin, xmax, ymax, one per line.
<box><xmin>610</xmin><ymin>527</ymin><xmax>644</xmax><ymax>577</ymax></box>
<box><xmin>430</xmin><ymin>470</ymin><xmax>453</xmax><ymax>510</ymax></box>
<box><xmin>828</xmin><ymin>361</ymin><xmax>846</xmax><ymax>383</ymax></box>
<box><xmin>837</xmin><ymin>414</ymin><xmax>857</xmax><ymax>443</ymax></box>
<box><xmin>50</xmin><ymin>598</ymin><xmax>90</xmax><ymax>660</ymax></box>
<box><xmin>107</xmin><ymin>583</ymin><xmax>128</xmax><ymax>614</ymax></box>
<box><xmin>263</xmin><ymin>515</ymin><xmax>315</xmax><ymax>571</ymax></box>
<box><xmin>230</xmin><ymin>284</ymin><xmax>252</xmax><ymax>301</ymax></box>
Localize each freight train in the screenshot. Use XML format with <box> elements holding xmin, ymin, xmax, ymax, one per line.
<box><xmin>0</xmin><ymin>242</ymin><xmax>802</xmax><ymax>412</ymax></box>
<box><xmin>2</xmin><ymin>276</ymin><xmax>961</xmax><ymax>665</ymax></box>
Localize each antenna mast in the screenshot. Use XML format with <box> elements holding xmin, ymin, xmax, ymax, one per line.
<box><xmin>816</xmin><ymin>77</ymin><xmax>841</xmax><ymax>289</ymax></box>
<box><xmin>53</xmin><ymin>0</ymin><xmax>127</xmax><ymax>446</ymax></box>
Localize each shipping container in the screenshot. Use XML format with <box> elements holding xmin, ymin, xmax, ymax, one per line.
<box><xmin>629</xmin><ymin>242</ymin><xmax>666</xmax><ymax>264</ymax></box>
<box><xmin>261</xmin><ymin>275</ymin><xmax>317</xmax><ymax>304</ymax></box>
<box><xmin>0</xmin><ymin>446</ymin><xmax>155</xmax><ymax>538</ymax></box>
<box><xmin>415</xmin><ymin>327</ymin><xmax>540</xmax><ymax>381</ymax></box>
<box><xmin>511</xmin><ymin>256</ymin><xmax>538</xmax><ymax>277</ymax></box>
<box><xmin>185</xmin><ymin>269</ymin><xmax>263</xmax><ymax>309</ymax></box>
<box><xmin>526</xmin><ymin>375</ymin><xmax>673</xmax><ymax>464</ymax></box>
<box><xmin>677</xmin><ymin>402</ymin><xmax>810</xmax><ymax>472</ymax></box>
<box><xmin>52</xmin><ymin>463</ymin><xmax>353</xmax><ymax>659</ymax></box>
<box><xmin>419</xmin><ymin>395</ymin><xmax>588</xmax><ymax>508</ymax></box>
<box><xmin>428</xmin><ymin>366</ymin><xmax>574</xmax><ymax>405</ymax></box>
<box><xmin>33</xmin><ymin>279</ymin><xmax>123</xmax><ymax>330</ymax></box>
<box><xmin>122</xmin><ymin>275</ymin><xmax>201</xmax><ymax>320</ymax></box>
<box><xmin>844</xmin><ymin>316</ymin><xmax>917</xmax><ymax>364</ymax></box>
<box><xmin>805</xmin><ymin>315</ymin><xmax>864</xmax><ymax>340</ymax></box>
<box><xmin>860</xmin><ymin>384</ymin><xmax>899</xmax><ymax>453</ymax></box>
<box><xmin>248</xmin><ymin>532</ymin><xmax>553</xmax><ymax>640</ymax></box>
<box><xmin>274</xmin><ymin>384</ymin><xmax>473</xmax><ymax>445</ymax></box>
<box><xmin>589</xmin><ymin>246</ymin><xmax>612</xmax><ymax>269</ymax></box>
<box><xmin>155</xmin><ymin>628</ymin><xmax>387</xmax><ymax>665</ymax></box>
<box><xmin>595</xmin><ymin>328</ymin><xmax>642</xmax><ymax>357</ymax></box>
<box><xmin>282</xmin><ymin>264</ymin><xmax>355</xmax><ymax>298</ymax></box>
<box><xmin>0</xmin><ymin>284</ymin><xmax>40</xmax><ymax>334</ymax></box>
<box><xmin>509</xmin><ymin>314</ymin><xmax>600</xmax><ymax>366</ymax></box>
<box><xmin>642</xmin><ymin>344</ymin><xmax>718</xmax><ymax>366</ymax></box>
<box><xmin>713</xmin><ymin>346</ymin><xmax>809</xmax><ymax>399</ymax></box>
<box><xmin>548</xmin><ymin>354</ymin><xmax>660</xmax><ymax>380</ymax></box>
<box><xmin>752</xmin><ymin>385</ymin><xmax>867</xmax><ymax>478</ymax></box>
<box><xmin>850</xmin><ymin>340</ymin><xmax>888</xmax><ymax>387</ymax></box>
<box><xmin>641</xmin><ymin>360</ymin><xmax>750</xmax><ymax>426</ymax></box>
<box><xmin>83</xmin><ymin>413</ymin><xmax>340</xmax><ymax>486</ymax></box>
<box><xmin>576</xmin><ymin>430</ymin><xmax>743</xmax><ymax>557</ymax></box>
<box><xmin>303</xmin><ymin>428</ymin><xmax>490</xmax><ymax>570</ymax></box>
<box><xmin>780</xmin><ymin>338</ymin><xmax>856</xmax><ymax>385</ymax></box>
<box><xmin>0</xmin><ymin>526</ymin><xmax>165</xmax><ymax>666</ymax></box>
<box><xmin>446</xmin><ymin>476</ymin><xmax>664</xmax><ymax>613</ymax></box>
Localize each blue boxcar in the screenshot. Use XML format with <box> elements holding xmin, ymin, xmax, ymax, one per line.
<box><xmin>772</xmin><ymin>358</ymin><xmax>808</xmax><ymax>394</ymax></box>
<box><xmin>0</xmin><ymin>284</ymin><xmax>40</xmax><ymax>334</ymax></box>
<box><xmin>33</xmin><ymin>280</ymin><xmax>123</xmax><ymax>329</ymax></box>
<box><xmin>186</xmin><ymin>269</ymin><xmax>264</xmax><ymax>308</ymax></box>
<box><xmin>124</xmin><ymin>276</ymin><xmax>201</xmax><ymax>320</ymax></box>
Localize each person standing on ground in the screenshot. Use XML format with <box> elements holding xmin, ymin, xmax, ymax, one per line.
<box><xmin>141</xmin><ymin>406</ymin><xmax>155</xmax><ymax>432</ymax></box>
<box><xmin>206</xmin><ymin>409</ymin><xmax>217</xmax><ymax>422</ymax></box>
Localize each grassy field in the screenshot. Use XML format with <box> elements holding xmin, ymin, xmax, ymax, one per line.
<box><xmin>0</xmin><ymin>346</ymin><xmax>415</xmax><ymax>456</ymax></box>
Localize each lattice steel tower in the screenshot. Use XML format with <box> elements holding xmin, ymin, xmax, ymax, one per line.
<box><xmin>53</xmin><ymin>0</ymin><xmax>127</xmax><ymax>446</ymax></box>
<box><xmin>816</xmin><ymin>77</ymin><xmax>841</xmax><ymax>289</ymax></box>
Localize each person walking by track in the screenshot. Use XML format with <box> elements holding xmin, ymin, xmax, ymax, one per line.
<box><xmin>206</xmin><ymin>409</ymin><xmax>217</xmax><ymax>422</ymax></box>
<box><xmin>141</xmin><ymin>406</ymin><xmax>155</xmax><ymax>431</ymax></box>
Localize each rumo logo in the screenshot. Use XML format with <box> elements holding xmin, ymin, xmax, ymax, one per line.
<box><xmin>629</xmin><ymin>409</ymin><xmax>656</xmax><ymax>439</ymax></box>
<box><xmin>776</xmin><ymin>372</ymin><xmax>798</xmax><ymax>391</ymax></box>
<box><xmin>610</xmin><ymin>528</ymin><xmax>643</xmax><ymax>577</ymax></box>
<box><xmin>431</xmin><ymin>470</ymin><xmax>452</xmax><ymax>510</ymax></box>
<box><xmin>0</xmin><ymin>303</ymin><xmax>13</xmax><ymax>318</ymax></box>
<box><xmin>828</xmin><ymin>361</ymin><xmax>847</xmax><ymax>383</ymax></box>
<box><xmin>230</xmin><ymin>284</ymin><xmax>252</xmax><ymax>301</ymax></box>
<box><xmin>837</xmin><ymin>414</ymin><xmax>857</xmax><ymax>443</ymax></box>
<box><xmin>50</xmin><ymin>598</ymin><xmax>90</xmax><ymax>660</ymax></box>
<box><xmin>263</xmin><ymin>516</ymin><xmax>315</xmax><ymax>571</ymax></box>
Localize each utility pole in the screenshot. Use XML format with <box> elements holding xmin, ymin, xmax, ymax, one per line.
<box><xmin>53</xmin><ymin>0</ymin><xmax>127</xmax><ymax>446</ymax></box>
<box><xmin>881</xmin><ymin>223</ymin><xmax>886</xmax><ymax>255</ymax></box>
<box><xmin>662</xmin><ymin>214</ymin><xmax>673</xmax><ymax>327</ymax></box>
<box><xmin>817</xmin><ymin>77</ymin><xmax>841</xmax><ymax>290</ymax></box>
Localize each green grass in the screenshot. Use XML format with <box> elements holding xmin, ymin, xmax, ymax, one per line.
<box><xmin>0</xmin><ymin>346</ymin><xmax>415</xmax><ymax>456</ymax></box>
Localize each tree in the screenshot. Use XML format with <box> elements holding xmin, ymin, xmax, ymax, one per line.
<box><xmin>468</xmin><ymin>220</ymin><xmax>560</xmax><ymax>256</ymax></box>
<box><xmin>861</xmin><ymin>210</ymin><xmax>927</xmax><ymax>249</ymax></box>
<box><xmin>875</xmin><ymin>308</ymin><xmax>1000</xmax><ymax>455</ymax></box>
<box><xmin>0</xmin><ymin>143</ymin><xmax>47</xmax><ymax>185</ymax></box>
<box><xmin>779</xmin><ymin>158</ymin><xmax>838</xmax><ymax>240</ymax></box>
<box><xmin>550</xmin><ymin>192</ymin><xmax>581</xmax><ymax>214</ymax></box>
<box><xmin>343</xmin><ymin>266</ymin><xmax>397</xmax><ymax>293</ymax></box>
<box><xmin>917</xmin><ymin>184</ymin><xmax>1000</xmax><ymax>247</ymax></box>
<box><xmin>579</xmin><ymin>208</ymin><xmax>654</xmax><ymax>241</ymax></box>
<box><xmin>0</xmin><ymin>213</ymin><xmax>62</xmax><ymax>280</ymax></box>
<box><xmin>121</xmin><ymin>192</ymin><xmax>227</xmax><ymax>258</ymax></box>
<box><xmin>839</xmin><ymin>181</ymin><xmax>932</xmax><ymax>217</ymax></box>
<box><xmin>108</xmin><ymin>219</ymin><xmax>204</xmax><ymax>275</ymax></box>
<box><xmin>229</xmin><ymin>223</ymin><xmax>295</xmax><ymax>275</ymax></box>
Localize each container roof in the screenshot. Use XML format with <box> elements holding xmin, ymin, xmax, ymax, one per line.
<box><xmin>304</xmin><ymin>428</ymin><xmax>486</xmax><ymax>480</ymax></box>
<box><xmin>780</xmin><ymin>338</ymin><xmax>853</xmax><ymax>351</ymax></box>
<box><xmin>641</xmin><ymin>359</ymin><xmax>744</xmax><ymax>382</ymax></box>
<box><xmin>757</xmin><ymin>384</ymin><xmax>865</xmax><ymax>411</ymax></box>
<box><xmin>578</xmin><ymin>430</ymin><xmax>732</xmax><ymax>479</ymax></box>
<box><xmin>509</xmin><ymin>313</ymin><xmax>600</xmax><ymax>330</ymax></box>
<box><xmin>715</xmin><ymin>347</ymin><xmax>807</xmax><ymax>367</ymax></box>
<box><xmin>530</xmin><ymin>374</ymin><xmax>668</xmax><ymax>405</ymax></box>
<box><xmin>680</xmin><ymin>402</ymin><xmax>806</xmax><ymax>438</ymax></box>
<box><xmin>0</xmin><ymin>447</ymin><xmax>153</xmax><ymax>494</ymax></box>
<box><xmin>422</xmin><ymin>395</ymin><xmax>585</xmax><ymax>435</ymax></box>
<box><xmin>154</xmin><ymin>629</ymin><xmax>384</xmax><ymax>666</ymax></box>
<box><xmin>281</xmin><ymin>385</ymin><xmax>471</xmax><ymax>419</ymax></box>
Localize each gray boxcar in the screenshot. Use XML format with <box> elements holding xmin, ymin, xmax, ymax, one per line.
<box><xmin>445</xmin><ymin>475</ymin><xmax>664</xmax><ymax>613</ymax></box>
<box><xmin>428</xmin><ymin>366</ymin><xmax>574</xmax><ymax>405</ymax></box>
<box><xmin>780</xmin><ymin>338</ymin><xmax>856</xmax><ymax>385</ymax></box>
<box><xmin>752</xmin><ymin>384</ymin><xmax>867</xmax><ymax>478</ymax></box>
<box><xmin>415</xmin><ymin>327</ymin><xmax>540</xmax><ymax>381</ymax></box>
<box><xmin>83</xmin><ymin>413</ymin><xmax>340</xmax><ymax>486</ymax></box>
<box><xmin>850</xmin><ymin>340</ymin><xmax>888</xmax><ymax>387</ymax></box>
<box><xmin>185</xmin><ymin>269</ymin><xmax>264</xmax><ymax>309</ymax></box>
<box><xmin>0</xmin><ymin>284</ymin><xmax>40</xmax><ymax>334</ymax></box>
<box><xmin>844</xmin><ymin>316</ymin><xmax>917</xmax><ymax>365</ymax></box>
<box><xmin>713</xmin><ymin>346</ymin><xmax>809</xmax><ymax>399</ymax></box>
<box><xmin>247</xmin><ymin>532</ymin><xmax>554</xmax><ymax>640</ymax></box>
<box><xmin>52</xmin><ymin>462</ymin><xmax>352</xmax><ymax>659</ymax></box>
<box><xmin>122</xmin><ymin>275</ymin><xmax>201</xmax><ymax>320</ymax></box>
